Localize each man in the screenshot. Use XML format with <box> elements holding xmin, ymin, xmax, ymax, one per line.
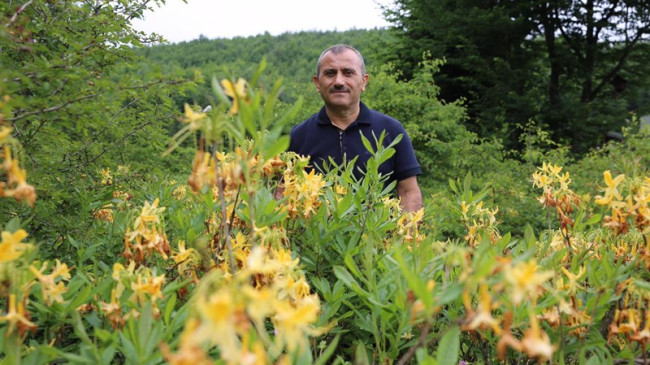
<box><xmin>288</xmin><ymin>44</ymin><xmax>423</xmax><ymax>212</ymax></box>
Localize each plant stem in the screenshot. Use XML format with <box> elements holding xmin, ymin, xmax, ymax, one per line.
<box><xmin>396</xmin><ymin>320</ymin><xmax>432</xmax><ymax>365</ymax></box>
<box><xmin>213</xmin><ymin>141</ymin><xmax>236</xmax><ymax>274</ymax></box>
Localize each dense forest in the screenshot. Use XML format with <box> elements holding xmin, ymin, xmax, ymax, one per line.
<box><xmin>1</xmin><ymin>0</ymin><xmax>649</xmax><ymax>364</ymax></box>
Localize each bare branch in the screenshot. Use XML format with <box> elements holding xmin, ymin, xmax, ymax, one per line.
<box><xmin>5</xmin><ymin>0</ymin><xmax>33</xmax><ymax>28</ymax></box>
<box><xmin>9</xmin><ymin>93</ymin><xmax>97</xmax><ymax>122</ymax></box>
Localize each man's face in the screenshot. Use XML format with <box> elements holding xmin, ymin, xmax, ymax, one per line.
<box><xmin>313</xmin><ymin>49</ymin><xmax>368</xmax><ymax>110</ymax></box>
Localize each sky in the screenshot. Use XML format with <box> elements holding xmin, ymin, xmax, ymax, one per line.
<box><xmin>132</xmin><ymin>0</ymin><xmax>392</xmax><ymax>44</ymax></box>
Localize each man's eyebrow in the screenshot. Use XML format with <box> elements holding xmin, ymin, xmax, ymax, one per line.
<box><xmin>322</xmin><ymin>67</ymin><xmax>357</xmax><ymax>73</ymax></box>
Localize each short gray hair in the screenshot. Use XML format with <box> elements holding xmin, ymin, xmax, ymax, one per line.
<box><xmin>316</xmin><ymin>44</ymin><xmax>366</xmax><ymax>77</ymax></box>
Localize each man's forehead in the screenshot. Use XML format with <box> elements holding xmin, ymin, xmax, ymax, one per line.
<box><xmin>322</xmin><ymin>49</ymin><xmax>357</xmax><ymax>61</ymax></box>
<box><xmin>320</xmin><ymin>53</ymin><xmax>362</xmax><ymax>70</ymax></box>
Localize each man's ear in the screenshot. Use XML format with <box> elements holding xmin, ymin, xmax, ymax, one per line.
<box><xmin>313</xmin><ymin>75</ymin><xmax>320</xmax><ymax>91</ymax></box>
<box><xmin>361</xmin><ymin>74</ymin><xmax>369</xmax><ymax>91</ymax></box>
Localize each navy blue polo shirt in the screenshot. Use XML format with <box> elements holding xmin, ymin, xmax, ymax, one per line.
<box><xmin>288</xmin><ymin>102</ymin><xmax>421</xmax><ymax>186</ymax></box>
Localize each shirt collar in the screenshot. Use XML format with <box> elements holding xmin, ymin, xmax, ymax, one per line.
<box><xmin>317</xmin><ymin>101</ymin><xmax>371</xmax><ymax>126</ymax></box>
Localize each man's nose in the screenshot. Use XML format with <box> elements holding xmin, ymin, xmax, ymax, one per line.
<box><xmin>333</xmin><ymin>72</ymin><xmax>345</xmax><ymax>85</ymax></box>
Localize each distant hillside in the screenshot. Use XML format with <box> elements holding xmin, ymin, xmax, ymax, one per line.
<box><xmin>136</xmin><ymin>28</ymin><xmax>394</xmax><ymax>86</ymax></box>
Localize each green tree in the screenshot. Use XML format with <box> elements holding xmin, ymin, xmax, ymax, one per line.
<box><xmin>0</xmin><ymin>0</ymin><xmax>196</xmax><ymax>251</ymax></box>
<box><xmin>533</xmin><ymin>0</ymin><xmax>650</xmax><ymax>151</ymax></box>
<box><xmin>381</xmin><ymin>0</ymin><xmax>541</xmax><ymax>148</ymax></box>
<box><xmin>382</xmin><ymin>0</ymin><xmax>650</xmax><ymax>154</ymax></box>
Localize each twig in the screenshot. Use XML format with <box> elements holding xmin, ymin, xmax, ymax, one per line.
<box><xmin>396</xmin><ymin>320</ymin><xmax>432</xmax><ymax>365</ymax></box>
<box><xmin>613</xmin><ymin>358</ymin><xmax>650</xmax><ymax>365</ymax></box>
<box><xmin>10</xmin><ymin>93</ymin><xmax>97</xmax><ymax>122</ymax></box>
<box><xmin>5</xmin><ymin>0</ymin><xmax>33</xmax><ymax>28</ymax></box>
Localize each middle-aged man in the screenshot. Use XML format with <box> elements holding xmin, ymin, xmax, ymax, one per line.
<box><xmin>287</xmin><ymin>44</ymin><xmax>423</xmax><ymax>212</ymax></box>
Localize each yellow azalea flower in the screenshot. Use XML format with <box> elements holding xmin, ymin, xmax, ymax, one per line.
<box><xmin>112</xmin><ymin>261</ymin><xmax>135</xmax><ymax>282</ymax></box>
<box><xmin>243</xmin><ymin>286</ymin><xmax>276</xmax><ymax>323</ymax></box>
<box><xmin>595</xmin><ymin>170</ymin><xmax>625</xmax><ymax>205</ymax></box>
<box><xmin>291</xmin><ymin>277</ymin><xmax>312</xmax><ymax>300</ymax></box>
<box><xmin>618</xmin><ymin>308</ymin><xmax>640</xmax><ymax>334</ymax></box>
<box><xmin>239</xmin><ymin>335</ymin><xmax>268</xmax><ymax>365</ymax></box>
<box><xmin>541</xmin><ymin>162</ymin><xmax>562</xmax><ymax>175</ymax></box>
<box><xmin>272</xmin><ymin>247</ymin><xmax>299</xmax><ymax>271</ymax></box>
<box><xmin>130</xmin><ymin>273</ymin><xmax>165</xmax><ymax>305</ymax></box>
<box><xmin>559</xmin><ymin>266</ymin><xmax>586</xmax><ymax>295</ymax></box>
<box><xmin>171</xmin><ymin>184</ymin><xmax>187</xmax><ymax>200</ymax></box>
<box><xmin>497</xmin><ymin>312</ymin><xmax>522</xmax><ymax>361</ymax></box>
<box><xmin>188</xmin><ymin>150</ymin><xmax>217</xmax><ymax>192</ymax></box>
<box><xmin>198</xmin><ymin>289</ymin><xmax>235</xmax><ymax>326</ymax></box>
<box><xmin>100</xmin><ymin>168</ymin><xmax>112</xmax><ymax>185</ymax></box>
<box><xmin>182</xmin><ymin>103</ymin><xmax>207</xmax><ymax>124</ymax></box>
<box><xmin>133</xmin><ymin>198</ymin><xmax>165</xmax><ymax>229</ymax></box>
<box><xmin>558</xmin><ymin>172</ymin><xmax>571</xmax><ymax>192</ymax></box>
<box><xmin>0</xmin><ymin>126</ymin><xmax>12</xmax><ymax>141</ymax></box>
<box><xmin>532</xmin><ymin>171</ymin><xmax>549</xmax><ymax>189</ymax></box>
<box><xmin>246</xmin><ymin>246</ymin><xmax>281</xmax><ymax>274</ymax></box>
<box><xmin>172</xmin><ymin>240</ymin><xmax>199</xmax><ymax>276</ymax></box>
<box><xmin>461</xmin><ymin>284</ymin><xmax>502</xmax><ymax>335</ymax></box>
<box><xmin>461</xmin><ymin>201</ymin><xmax>470</xmax><ymax>217</ymax></box>
<box><xmin>630</xmin><ymin>311</ymin><xmax>650</xmax><ymax>343</ymax></box>
<box><xmin>11</xmin><ymin>182</ymin><xmax>36</xmax><ymax>207</ymax></box>
<box><xmin>221</xmin><ymin>78</ymin><xmax>247</xmax><ymax>115</ymax></box>
<box><xmin>30</xmin><ymin>260</ymin><xmax>72</xmax><ymax>305</ymax></box>
<box><xmin>160</xmin><ymin>318</ymin><xmax>213</xmax><ymax>365</ymax></box>
<box><xmin>521</xmin><ymin>313</ymin><xmax>556</xmax><ymax>362</ymax></box>
<box><xmin>100</xmin><ymin>289</ymin><xmax>125</xmax><ymax>329</ymax></box>
<box><xmin>335</xmin><ymin>184</ymin><xmax>347</xmax><ymax>195</ymax></box>
<box><xmin>0</xmin><ymin>229</ymin><xmax>29</xmax><ymax>263</ymax></box>
<box><xmin>0</xmin><ymin>294</ymin><xmax>36</xmax><ymax>336</ymax></box>
<box><xmin>504</xmin><ymin>260</ymin><xmax>553</xmax><ymax>305</ymax></box>
<box><xmin>273</xmin><ymin>295</ymin><xmax>321</xmax><ymax>351</ymax></box>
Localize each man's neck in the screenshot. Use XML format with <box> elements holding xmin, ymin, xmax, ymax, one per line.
<box><xmin>325</xmin><ymin>104</ymin><xmax>360</xmax><ymax>130</ymax></box>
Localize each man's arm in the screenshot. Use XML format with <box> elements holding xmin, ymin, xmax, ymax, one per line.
<box><xmin>397</xmin><ymin>176</ymin><xmax>423</xmax><ymax>212</ymax></box>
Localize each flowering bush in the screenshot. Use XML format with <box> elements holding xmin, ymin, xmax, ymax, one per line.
<box><xmin>0</xmin><ymin>67</ymin><xmax>649</xmax><ymax>364</ymax></box>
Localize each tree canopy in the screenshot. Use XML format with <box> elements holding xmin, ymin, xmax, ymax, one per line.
<box><xmin>382</xmin><ymin>0</ymin><xmax>650</xmax><ymax>153</ymax></box>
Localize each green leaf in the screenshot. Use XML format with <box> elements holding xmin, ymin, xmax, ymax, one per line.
<box><xmin>314</xmin><ymin>334</ymin><xmax>341</xmax><ymax>365</ymax></box>
<box><xmin>360</xmin><ymin>133</ymin><xmax>374</xmax><ymax>154</ymax></box>
<box><xmin>265</xmin><ymin>135</ymin><xmax>290</xmax><ymax>158</ymax></box>
<box><xmin>393</xmin><ymin>246</ymin><xmax>432</xmax><ymax>309</ymax></box>
<box><xmin>101</xmin><ymin>344</ymin><xmax>117</xmax><ymax>365</ymax></box>
<box><xmin>164</xmin><ymin>294</ymin><xmax>177</xmax><ymax>326</ymax></box>
<box><xmin>354</xmin><ymin>342</ymin><xmax>371</xmax><ymax>365</ymax></box>
<box><xmin>250</xmin><ymin>57</ymin><xmax>267</xmax><ymax>87</ymax></box>
<box><xmin>118</xmin><ymin>331</ymin><xmax>138</xmax><ymax>364</ymax></box>
<box><xmin>416</xmin><ymin>348</ymin><xmax>437</xmax><ymax>365</ymax></box>
<box><xmin>333</xmin><ymin>266</ymin><xmax>369</xmax><ymax>297</ymax></box>
<box><xmin>66</xmin><ymin>281</ymin><xmax>94</xmax><ymax>313</ymax></box>
<box><xmin>344</xmin><ymin>252</ymin><xmax>364</xmax><ymax>281</ymax></box>
<box><xmin>436</xmin><ymin>325</ymin><xmax>460</xmax><ymax>365</ymax></box>
<box><xmin>238</xmin><ymin>100</ymin><xmax>257</xmax><ymax>138</ymax></box>
<box><xmin>72</xmin><ymin>311</ymin><xmax>92</xmax><ymax>344</ymax></box>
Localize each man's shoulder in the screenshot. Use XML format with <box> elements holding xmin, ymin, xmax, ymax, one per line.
<box><xmin>365</xmin><ymin>107</ymin><xmax>406</xmax><ymax>132</ymax></box>
<box><xmin>290</xmin><ymin>113</ymin><xmax>320</xmax><ymax>136</ymax></box>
